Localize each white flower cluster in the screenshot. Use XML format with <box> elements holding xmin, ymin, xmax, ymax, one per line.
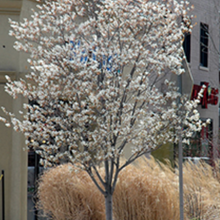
<box><xmin>1</xmin><ymin>0</ymin><xmax>197</xmax><ymax>173</ymax></box>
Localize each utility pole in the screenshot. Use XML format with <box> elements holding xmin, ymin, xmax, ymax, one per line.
<box><xmin>178</xmin><ymin>74</ymin><xmax>184</xmax><ymax>220</ymax></box>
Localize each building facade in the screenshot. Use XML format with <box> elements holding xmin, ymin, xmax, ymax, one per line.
<box><xmin>0</xmin><ymin>0</ymin><xmax>38</xmax><ymax>220</ymax></box>
<box><xmin>153</xmin><ymin>0</ymin><xmax>220</xmax><ymax>164</ymax></box>
<box><xmin>182</xmin><ymin>0</ymin><xmax>219</xmax><ymax>161</ymax></box>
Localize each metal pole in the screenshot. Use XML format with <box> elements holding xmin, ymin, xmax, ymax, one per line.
<box><xmin>2</xmin><ymin>170</ymin><xmax>5</xmax><ymax>220</ymax></box>
<box><xmin>178</xmin><ymin>74</ymin><xmax>184</xmax><ymax>220</ymax></box>
<box><xmin>34</xmin><ymin>153</ymin><xmax>39</xmax><ymax>220</ymax></box>
<box><xmin>178</xmin><ymin>134</ymin><xmax>184</xmax><ymax>220</ymax></box>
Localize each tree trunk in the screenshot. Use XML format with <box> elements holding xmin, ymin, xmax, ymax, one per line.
<box><xmin>105</xmin><ymin>192</ymin><xmax>113</xmax><ymax>220</ymax></box>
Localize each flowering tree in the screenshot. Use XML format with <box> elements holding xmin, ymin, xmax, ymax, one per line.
<box><xmin>1</xmin><ymin>0</ymin><xmax>204</xmax><ymax>219</ymax></box>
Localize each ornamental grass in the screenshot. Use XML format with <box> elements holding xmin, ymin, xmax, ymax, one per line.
<box><xmin>37</xmin><ymin>164</ymin><xmax>105</xmax><ymax>220</ymax></box>
<box><xmin>37</xmin><ymin>158</ymin><xmax>220</xmax><ymax>220</ymax></box>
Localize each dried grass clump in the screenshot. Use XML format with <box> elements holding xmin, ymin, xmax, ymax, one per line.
<box><xmin>37</xmin><ymin>158</ymin><xmax>220</xmax><ymax>220</ymax></box>
<box><xmin>37</xmin><ymin>164</ymin><xmax>105</xmax><ymax>220</ymax></box>
<box><xmin>113</xmin><ymin>159</ymin><xmax>180</xmax><ymax>220</ymax></box>
<box><xmin>182</xmin><ymin>161</ymin><xmax>220</xmax><ymax>220</ymax></box>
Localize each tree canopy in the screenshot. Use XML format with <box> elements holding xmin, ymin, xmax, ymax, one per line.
<box><xmin>0</xmin><ymin>0</ymin><xmax>205</xmax><ymax>219</ymax></box>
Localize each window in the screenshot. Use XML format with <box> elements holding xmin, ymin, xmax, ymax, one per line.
<box><xmin>183</xmin><ymin>119</ymin><xmax>212</xmax><ymax>160</ymax></box>
<box><xmin>183</xmin><ymin>33</ymin><xmax>191</xmax><ymax>63</ymax></box>
<box><xmin>200</xmin><ymin>23</ymin><xmax>209</xmax><ymax>67</ymax></box>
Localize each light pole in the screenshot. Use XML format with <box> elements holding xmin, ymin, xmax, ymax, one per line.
<box><xmin>178</xmin><ymin>74</ymin><xmax>184</xmax><ymax>220</ymax></box>
<box><xmin>176</xmin><ymin>56</ymin><xmax>193</xmax><ymax>220</ymax></box>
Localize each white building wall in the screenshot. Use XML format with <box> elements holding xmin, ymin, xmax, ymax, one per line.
<box><xmin>189</xmin><ymin>0</ymin><xmax>219</xmax><ymax>158</ymax></box>
<box><xmin>0</xmin><ymin>1</ymin><xmax>38</xmax><ymax>220</ymax></box>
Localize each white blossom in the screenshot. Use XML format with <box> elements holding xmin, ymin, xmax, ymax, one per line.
<box><xmin>1</xmin><ymin>0</ymin><xmax>199</xmax><ymax>218</ymax></box>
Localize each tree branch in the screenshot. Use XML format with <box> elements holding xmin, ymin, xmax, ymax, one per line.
<box><xmin>85</xmin><ymin>166</ymin><xmax>105</xmax><ymax>195</ymax></box>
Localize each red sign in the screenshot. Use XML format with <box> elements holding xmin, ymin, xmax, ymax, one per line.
<box><xmin>191</xmin><ymin>82</ymin><xmax>218</xmax><ymax>109</ymax></box>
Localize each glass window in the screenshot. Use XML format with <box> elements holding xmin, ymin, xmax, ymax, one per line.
<box><xmin>200</xmin><ymin>23</ymin><xmax>209</xmax><ymax>67</ymax></box>
<box><xmin>183</xmin><ymin>33</ymin><xmax>191</xmax><ymax>63</ymax></box>
<box><xmin>183</xmin><ymin>119</ymin><xmax>213</xmax><ymax>163</ymax></box>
